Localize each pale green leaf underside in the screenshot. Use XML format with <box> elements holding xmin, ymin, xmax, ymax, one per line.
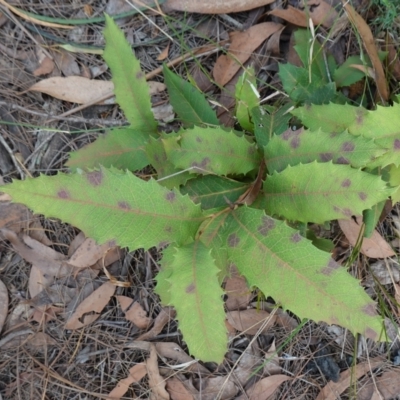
<box><xmin>67</xmin><ymin>127</ymin><xmax>149</xmax><ymax>171</ymax></box>
<box><xmin>265</xmin><ymin>128</ymin><xmax>386</xmax><ymax>173</ymax></box>
<box><xmin>221</xmin><ymin>207</ymin><xmax>383</xmax><ymax>340</ymax></box>
<box><xmin>181</xmin><ymin>175</ymin><xmax>248</xmax><ymax>209</ymax></box>
<box><xmin>163</xmin><ymin>65</ymin><xmax>219</xmax><ymax>127</ymax></box>
<box><xmin>2</xmin><ymin>167</ymin><xmax>203</xmax><ymax>250</ymax></box>
<box><xmin>166</xmin><ymin>242</ymin><xmax>227</xmax><ymax>363</ymax></box>
<box><xmin>103</xmin><ymin>15</ymin><xmax>157</xmax><ymax>133</ymax></box>
<box><xmin>169</xmin><ymin>126</ymin><xmax>260</xmax><ymax>176</ymax></box>
<box><xmin>261</xmin><ymin>162</ymin><xmax>392</xmax><ymax>223</ymax></box>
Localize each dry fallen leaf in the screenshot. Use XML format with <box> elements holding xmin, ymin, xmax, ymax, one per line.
<box><xmin>316</xmin><ymin>357</ymin><xmax>385</xmax><ymax>400</ymax></box>
<box><xmin>147</xmin><ymin>344</ymin><xmax>170</xmax><ymax>400</ymax></box>
<box><xmin>338</xmin><ymin>216</ymin><xmax>395</xmax><ymax>258</ymax></box>
<box><xmin>108</xmin><ymin>363</ymin><xmax>147</xmax><ymax>399</ymax></box>
<box><xmin>28</xmin><ymin>76</ymin><xmax>166</xmax><ymax>104</ymax></box>
<box><xmin>157</xmin><ymin>42</ymin><xmax>170</xmax><ymax>61</ymax></box>
<box><xmin>0</xmin><ymin>279</ymin><xmax>8</xmax><ymax>333</ymax></box>
<box><xmin>225</xmin><ymin>266</ymin><xmax>252</xmax><ymax>311</ymax></box>
<box><xmin>165</xmin><ymin>0</ymin><xmax>275</xmax><ymax>13</ymax></box>
<box><xmin>64</xmin><ymin>280</ymin><xmax>116</xmax><ymax>329</ymax></box>
<box><xmin>268</xmin><ymin>6</ymin><xmax>308</xmax><ymax>27</ymax></box>
<box><xmin>227</xmin><ymin>309</ymin><xmax>276</xmax><ymax>335</ymax></box>
<box><xmin>300</xmin><ymin>0</ymin><xmax>339</xmax><ymax>28</ymax></box>
<box><xmin>166</xmin><ymin>377</ymin><xmax>195</xmax><ymax>400</ymax></box>
<box><xmin>137</xmin><ymin>307</ymin><xmax>176</xmax><ymax>341</ymax></box>
<box><xmin>213</xmin><ymin>22</ymin><xmax>283</xmax><ymax>86</ymax></box>
<box><xmin>375</xmin><ymin>368</ymin><xmax>400</xmax><ymax>399</ymax></box>
<box><xmin>116</xmin><ymin>296</ymin><xmax>152</xmax><ymax>329</ymax></box>
<box><xmin>245</xmin><ymin>374</ymin><xmax>291</xmax><ymax>400</ymax></box>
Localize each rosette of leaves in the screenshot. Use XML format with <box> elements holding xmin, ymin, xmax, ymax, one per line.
<box><xmin>3</xmin><ymin>18</ymin><xmax>398</xmax><ymax>363</ymax></box>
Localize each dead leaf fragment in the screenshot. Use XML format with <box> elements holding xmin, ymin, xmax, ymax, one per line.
<box><xmin>33</xmin><ymin>57</ymin><xmax>55</xmax><ymax>77</ymax></box>
<box><xmin>268</xmin><ymin>6</ymin><xmax>308</xmax><ymax>27</ymax></box>
<box><xmin>227</xmin><ymin>309</ymin><xmax>276</xmax><ymax>335</ymax></box>
<box><xmin>117</xmin><ymin>296</ymin><xmax>152</xmax><ymax>329</ymax></box>
<box><xmin>213</xmin><ymin>22</ymin><xmax>283</xmax><ymax>86</ymax></box>
<box><xmin>0</xmin><ymin>279</ymin><xmax>8</xmax><ymax>333</ymax></box>
<box><xmin>147</xmin><ymin>344</ymin><xmax>169</xmax><ymax>400</ymax></box>
<box><xmin>225</xmin><ymin>267</ymin><xmax>251</xmax><ymax>311</ymax></box>
<box><xmin>166</xmin><ymin>377</ymin><xmax>195</xmax><ymax>400</ymax></box>
<box><xmin>338</xmin><ymin>216</ymin><xmax>395</xmax><ymax>258</ymax></box>
<box><xmin>300</xmin><ymin>0</ymin><xmax>339</xmax><ymax>28</ymax></box>
<box><xmin>137</xmin><ymin>307</ymin><xmax>176</xmax><ymax>341</ymax></box>
<box><xmin>108</xmin><ymin>363</ymin><xmax>147</xmax><ymax>399</ymax></box>
<box><xmin>157</xmin><ymin>43</ymin><xmax>170</xmax><ymax>61</ymax></box>
<box><xmin>246</xmin><ymin>374</ymin><xmax>291</xmax><ymax>400</ymax></box>
<box><xmin>165</xmin><ymin>0</ymin><xmax>275</xmax><ymax>14</ymax></box>
<box><xmin>64</xmin><ymin>280</ymin><xmax>116</xmax><ymax>329</ymax></box>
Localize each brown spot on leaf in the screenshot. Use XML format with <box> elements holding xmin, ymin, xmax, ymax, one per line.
<box><xmin>86</xmin><ymin>170</ymin><xmax>103</xmax><ymax>186</ymax></box>
<box><xmin>320</xmin><ymin>153</ymin><xmax>333</xmax><ymax>162</ymax></box>
<box><xmin>358</xmin><ymin>192</ymin><xmax>367</xmax><ymax>201</ymax></box>
<box><xmin>337</xmin><ymin>156</ymin><xmax>350</xmax><ymax>165</ymax></box>
<box><xmin>394</xmin><ymin>139</ymin><xmax>400</xmax><ymax>150</ymax></box>
<box><xmin>165</xmin><ymin>192</ymin><xmax>176</xmax><ymax>202</ymax></box>
<box><xmin>362</xmin><ymin>303</ymin><xmax>378</xmax><ymax>317</ymax></box>
<box><xmin>321</xmin><ymin>259</ymin><xmax>340</xmax><ymax>276</ymax></box>
<box><xmin>257</xmin><ymin>216</ymin><xmax>275</xmax><ymax>236</ymax></box>
<box><xmin>356</xmin><ymin>108</ymin><xmax>364</xmax><ymax>125</ymax></box>
<box><xmin>341</xmin><ymin>179</ymin><xmax>351</xmax><ymax>188</ymax></box>
<box><xmin>341</xmin><ymin>141</ymin><xmax>355</xmax><ymax>152</ymax></box>
<box><xmin>57</xmin><ymin>189</ymin><xmax>70</xmax><ymax>199</ymax></box>
<box><xmin>291</xmin><ymin>232</ymin><xmax>302</xmax><ymax>243</ymax></box>
<box><xmin>165</xmin><ymin>226</ymin><xmax>172</xmax><ymax>233</ymax></box>
<box><xmin>192</xmin><ymin>157</ymin><xmax>210</xmax><ymax>172</ymax></box>
<box><xmin>157</xmin><ymin>241</ymin><xmax>169</xmax><ymax>249</ymax></box>
<box><xmin>117</xmin><ymin>201</ymin><xmax>131</xmax><ymax>210</ymax></box>
<box><xmin>136</xmin><ymin>71</ymin><xmax>144</xmax><ymax>80</ymax></box>
<box><xmin>364</xmin><ymin>327</ymin><xmax>378</xmax><ymax>341</ymax></box>
<box><xmin>342</xmin><ymin>208</ymin><xmax>353</xmax><ymax>217</ymax></box>
<box><xmin>108</xmin><ymin>239</ymin><xmax>117</xmax><ymax>247</ymax></box>
<box><xmin>290</xmin><ymin>137</ymin><xmax>300</xmax><ymax>149</ymax></box>
<box><xmin>196</xmin><ymin>136</ymin><xmax>202</xmax><ymax>143</ymax></box>
<box><xmin>333</xmin><ymin>206</ymin><xmax>340</xmax><ymax>213</ymax></box>
<box><xmin>186</xmin><ymin>283</ymin><xmax>196</xmax><ymax>294</ymax></box>
<box><xmin>227</xmin><ymin>233</ymin><xmax>240</xmax><ymax>247</ymax></box>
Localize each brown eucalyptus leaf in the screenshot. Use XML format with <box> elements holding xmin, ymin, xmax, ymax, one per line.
<box><xmin>245</xmin><ymin>374</ymin><xmax>291</xmax><ymax>400</ymax></box>
<box><xmin>108</xmin><ymin>363</ymin><xmax>147</xmax><ymax>399</ymax></box>
<box><xmin>227</xmin><ymin>309</ymin><xmax>276</xmax><ymax>335</ymax></box>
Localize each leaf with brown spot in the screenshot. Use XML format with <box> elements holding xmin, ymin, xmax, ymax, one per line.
<box><xmin>213</xmin><ymin>22</ymin><xmax>283</xmax><ymax>86</ymax></box>
<box><xmin>338</xmin><ymin>216</ymin><xmax>395</xmax><ymax>258</ymax></box>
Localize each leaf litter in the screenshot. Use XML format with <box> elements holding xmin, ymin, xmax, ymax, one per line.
<box><xmin>1</xmin><ymin>0</ymin><xmax>400</xmax><ymax>399</ymax></box>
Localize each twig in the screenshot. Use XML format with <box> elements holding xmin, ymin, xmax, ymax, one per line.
<box><xmin>0</xmin><ymin>131</ymin><xmax>25</xmax><ymax>179</ymax></box>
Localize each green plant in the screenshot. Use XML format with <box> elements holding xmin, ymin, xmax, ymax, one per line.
<box><xmin>3</xmin><ymin>17</ymin><xmax>400</xmax><ymax>363</ymax></box>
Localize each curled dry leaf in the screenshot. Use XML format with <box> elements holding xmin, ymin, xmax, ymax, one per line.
<box><xmin>165</xmin><ymin>0</ymin><xmax>276</xmax><ymax>14</ymax></box>
<box><xmin>213</xmin><ymin>22</ymin><xmax>283</xmax><ymax>86</ymax></box>
<box><xmin>0</xmin><ymin>279</ymin><xmax>8</xmax><ymax>334</ymax></box>
<box><xmin>108</xmin><ymin>363</ymin><xmax>147</xmax><ymax>399</ymax></box>
<box><xmin>28</xmin><ymin>76</ymin><xmax>166</xmax><ymax>105</ymax></box>
<box><xmin>338</xmin><ymin>216</ymin><xmax>395</xmax><ymax>258</ymax></box>
<box><xmin>116</xmin><ymin>295</ymin><xmax>152</xmax><ymax>329</ymax></box>
<box><xmin>227</xmin><ymin>309</ymin><xmax>276</xmax><ymax>335</ymax></box>
<box><xmin>64</xmin><ymin>280</ymin><xmax>116</xmax><ymax>329</ymax></box>
<box><xmin>316</xmin><ymin>357</ymin><xmax>385</xmax><ymax>400</ymax></box>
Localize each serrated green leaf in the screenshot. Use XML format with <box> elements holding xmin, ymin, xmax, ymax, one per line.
<box><xmin>181</xmin><ymin>175</ymin><xmax>248</xmax><ymax>209</ymax></box>
<box><xmin>145</xmin><ymin>135</ymin><xmax>191</xmax><ymax>189</ymax></box>
<box><xmin>260</xmin><ymin>162</ymin><xmax>393</xmax><ymax>223</ymax></box>
<box><xmin>154</xmin><ymin>245</ymin><xmax>175</xmax><ymax>305</ymax></box>
<box><xmin>167</xmin><ymin>242</ymin><xmax>227</xmax><ymax>363</ymax></box>
<box><xmin>363</xmin><ymin>201</ymin><xmax>386</xmax><ymax>238</ymax></box>
<box><xmin>169</xmin><ymin>126</ymin><xmax>261</xmax><ymax>176</ymax></box>
<box><xmin>220</xmin><ymin>207</ymin><xmax>383</xmax><ymax>340</ymax></box>
<box><xmin>103</xmin><ymin>15</ymin><xmax>157</xmax><ymax>132</ymax></box>
<box><xmin>2</xmin><ymin>167</ymin><xmax>204</xmax><ymax>250</ymax></box>
<box><xmin>265</xmin><ymin>128</ymin><xmax>386</xmax><ymax>173</ymax></box>
<box><xmin>163</xmin><ymin>65</ymin><xmax>219</xmax><ymax>127</ymax></box>
<box><xmin>388</xmin><ymin>164</ymin><xmax>400</xmax><ymax>203</ymax></box>
<box><xmin>334</xmin><ymin>55</ymin><xmax>370</xmax><ymax>87</ymax></box>
<box><xmin>66</xmin><ymin>127</ymin><xmax>150</xmax><ymax>171</ymax></box>
<box><xmin>235</xmin><ymin>67</ymin><xmax>259</xmax><ymax>132</ymax></box>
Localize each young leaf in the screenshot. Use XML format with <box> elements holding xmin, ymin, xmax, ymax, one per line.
<box><xmin>260</xmin><ymin>162</ymin><xmax>393</xmax><ymax>223</ymax></box>
<box><xmin>2</xmin><ymin>167</ymin><xmax>204</xmax><ymax>250</ymax></box>
<box><xmin>66</xmin><ymin>127</ymin><xmax>150</xmax><ymax>171</ymax></box>
<box><xmin>169</xmin><ymin>126</ymin><xmax>261</xmax><ymax>176</ymax></box>
<box><xmin>163</xmin><ymin>65</ymin><xmax>219</xmax><ymax>127</ymax></box>
<box><xmin>166</xmin><ymin>242</ymin><xmax>227</xmax><ymax>363</ymax></box>
<box><xmin>103</xmin><ymin>15</ymin><xmax>157</xmax><ymax>133</ymax></box>
<box><xmin>235</xmin><ymin>67</ymin><xmax>259</xmax><ymax>132</ymax></box>
<box><xmin>264</xmin><ymin>128</ymin><xmax>386</xmax><ymax>173</ymax></box>
<box><xmin>251</xmin><ymin>105</ymin><xmax>291</xmax><ymax>148</ymax></box>
<box><xmin>221</xmin><ymin>207</ymin><xmax>383</xmax><ymax>341</ymax></box>
<box><xmin>181</xmin><ymin>175</ymin><xmax>248</xmax><ymax>209</ymax></box>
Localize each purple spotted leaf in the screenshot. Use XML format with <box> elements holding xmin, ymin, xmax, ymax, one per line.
<box><xmin>67</xmin><ymin>127</ymin><xmax>150</xmax><ymax>171</ymax></box>
<box><xmin>259</xmin><ymin>162</ymin><xmax>393</xmax><ymax>223</ymax></box>
<box><xmin>168</xmin><ymin>126</ymin><xmax>261</xmax><ymax>176</ymax></box>
<box><xmin>220</xmin><ymin>207</ymin><xmax>383</xmax><ymax>340</ymax></box>
<box><xmin>2</xmin><ymin>167</ymin><xmax>204</xmax><ymax>250</ymax></box>
<box><xmin>265</xmin><ymin>128</ymin><xmax>386</xmax><ymax>173</ymax></box>
<box><xmin>160</xmin><ymin>242</ymin><xmax>227</xmax><ymax>363</ymax></box>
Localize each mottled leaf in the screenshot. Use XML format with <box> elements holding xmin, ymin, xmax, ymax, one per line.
<box><xmin>2</xmin><ymin>167</ymin><xmax>204</xmax><ymax>250</ymax></box>
<box><xmin>265</xmin><ymin>128</ymin><xmax>386</xmax><ymax>173</ymax></box>
<box><xmin>103</xmin><ymin>15</ymin><xmax>157</xmax><ymax>133</ymax></box>
<box><xmin>169</xmin><ymin>126</ymin><xmax>260</xmax><ymax>176</ymax></box>
<box><xmin>181</xmin><ymin>175</ymin><xmax>248</xmax><ymax>209</ymax></box>
<box><xmin>166</xmin><ymin>242</ymin><xmax>227</xmax><ymax>363</ymax></box>
<box><xmin>67</xmin><ymin>127</ymin><xmax>149</xmax><ymax>171</ymax></box>
<box><xmin>260</xmin><ymin>162</ymin><xmax>393</xmax><ymax>223</ymax></box>
<box><xmin>220</xmin><ymin>207</ymin><xmax>383</xmax><ymax>340</ymax></box>
<box><xmin>163</xmin><ymin>64</ymin><xmax>219</xmax><ymax>127</ymax></box>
